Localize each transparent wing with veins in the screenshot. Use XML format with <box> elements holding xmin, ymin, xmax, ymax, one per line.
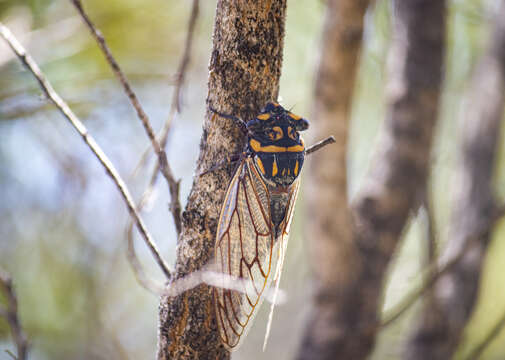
<box><xmin>214</xmin><ymin>157</ymin><xmax>299</xmax><ymax>350</ymax></box>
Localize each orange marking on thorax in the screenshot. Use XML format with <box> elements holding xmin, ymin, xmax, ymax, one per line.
<box><xmin>272</xmin><ymin>159</ymin><xmax>278</xmax><ymax>176</ymax></box>
<box><xmin>249</xmin><ymin>139</ymin><xmax>304</xmax><ymax>153</ymax></box>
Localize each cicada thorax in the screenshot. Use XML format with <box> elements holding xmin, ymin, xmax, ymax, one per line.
<box><xmin>247</xmin><ymin>102</ymin><xmax>308</xmax><ymax>188</ymax></box>
<box><xmin>246</xmin><ymin>102</ymin><xmax>308</xmax><ymax>237</ymax></box>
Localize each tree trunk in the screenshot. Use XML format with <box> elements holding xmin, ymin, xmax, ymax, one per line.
<box><xmin>297</xmin><ymin>0</ymin><xmax>370</xmax><ymax>358</ymax></box>
<box><xmin>157</xmin><ymin>1</ymin><xmax>287</xmax><ymax>358</ymax></box>
<box><xmin>406</xmin><ymin>1</ymin><xmax>505</xmax><ymax>358</ymax></box>
<box><xmin>298</xmin><ymin>0</ymin><xmax>446</xmax><ymax>359</ymax></box>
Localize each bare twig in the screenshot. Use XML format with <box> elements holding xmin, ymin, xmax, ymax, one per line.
<box><xmin>0</xmin><ymin>22</ymin><xmax>171</xmax><ymax>279</ymax></box>
<box><xmin>306</xmin><ymin>136</ymin><xmax>336</xmax><ymax>155</ymax></box>
<box><xmin>421</xmin><ymin>191</ymin><xmax>438</xmax><ymax>308</ymax></box>
<box><xmin>465</xmin><ymin>309</ymin><xmax>505</xmax><ymax>360</ymax></box>
<box><xmin>422</xmin><ymin>193</ymin><xmax>437</xmax><ymax>267</ymax></box>
<box><xmin>0</xmin><ymin>268</ymin><xmax>28</xmax><ymax>360</ymax></box>
<box><xmin>126</xmin><ymin>221</ymin><xmax>166</xmax><ymax>295</ymax></box>
<box><xmin>134</xmin><ymin>0</ymin><xmax>200</xmax><ymax>173</ymax></box>
<box><xmin>131</xmin><ymin>0</ymin><xmax>199</xmax><ymax>239</ymax></box>
<box><xmin>381</xmin><ymin>238</ymin><xmax>473</xmax><ymax>328</ymax></box>
<box><xmin>124</xmin><ymin>0</ymin><xmax>199</xmax><ymax>288</ymax></box>
<box><xmin>381</xmin><ymin>205</ymin><xmax>505</xmax><ymax>328</ymax></box>
<box><xmin>70</xmin><ymin>0</ymin><xmax>182</xmax><ymax>236</ymax></box>
<box><xmin>172</xmin><ymin>0</ymin><xmax>199</xmax><ymax>114</ymax></box>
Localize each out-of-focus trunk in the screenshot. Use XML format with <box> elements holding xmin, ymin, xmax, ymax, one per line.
<box><xmin>297</xmin><ymin>0</ymin><xmax>369</xmax><ymax>358</ymax></box>
<box><xmin>406</xmin><ymin>2</ymin><xmax>505</xmax><ymax>358</ymax></box>
<box><xmin>298</xmin><ymin>0</ymin><xmax>446</xmax><ymax>359</ymax></box>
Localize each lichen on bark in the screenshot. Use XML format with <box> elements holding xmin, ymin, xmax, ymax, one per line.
<box><xmin>157</xmin><ymin>1</ymin><xmax>287</xmax><ymax>358</ymax></box>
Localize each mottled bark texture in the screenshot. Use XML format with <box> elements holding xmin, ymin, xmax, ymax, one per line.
<box><xmin>406</xmin><ymin>2</ymin><xmax>505</xmax><ymax>358</ymax></box>
<box><xmin>157</xmin><ymin>1</ymin><xmax>287</xmax><ymax>359</ymax></box>
<box><xmin>296</xmin><ymin>0</ymin><xmax>370</xmax><ymax>359</ymax></box>
<box><xmin>299</xmin><ymin>0</ymin><xmax>446</xmax><ymax>359</ymax></box>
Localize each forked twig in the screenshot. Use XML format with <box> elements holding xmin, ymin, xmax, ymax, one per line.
<box><xmin>133</xmin><ymin>0</ymin><xmax>200</xmax><ymax>178</ymax></box>
<box><xmin>0</xmin><ymin>268</ymin><xmax>28</xmax><ymax>360</ymax></box>
<box><xmin>381</xmin><ymin>204</ymin><xmax>505</xmax><ymax>328</ymax></box>
<box><xmin>131</xmin><ymin>0</ymin><xmax>200</xmax><ymax>238</ymax></box>
<box><xmin>0</xmin><ymin>23</ymin><xmax>171</xmax><ymax>279</ymax></box>
<box><xmin>70</xmin><ymin>0</ymin><xmax>182</xmax><ymax>235</ymax></box>
<box><xmin>124</xmin><ymin>0</ymin><xmax>199</xmax><ymax>286</ymax></box>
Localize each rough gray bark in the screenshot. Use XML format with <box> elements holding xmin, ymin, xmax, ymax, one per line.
<box><xmin>406</xmin><ymin>2</ymin><xmax>505</xmax><ymax>358</ymax></box>
<box><xmin>157</xmin><ymin>1</ymin><xmax>287</xmax><ymax>358</ymax></box>
<box><xmin>298</xmin><ymin>0</ymin><xmax>446</xmax><ymax>359</ymax></box>
<box><xmin>296</xmin><ymin>0</ymin><xmax>370</xmax><ymax>358</ymax></box>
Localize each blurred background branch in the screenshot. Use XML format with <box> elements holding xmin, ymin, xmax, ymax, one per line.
<box><xmin>0</xmin><ymin>22</ymin><xmax>171</xmax><ymax>279</ymax></box>
<box><xmin>465</xmin><ymin>308</ymin><xmax>505</xmax><ymax>360</ymax></box>
<box><xmin>297</xmin><ymin>0</ymin><xmax>369</xmax><ymax>358</ymax></box>
<box><xmin>298</xmin><ymin>0</ymin><xmax>446</xmax><ymax>358</ymax></box>
<box><xmin>70</xmin><ymin>0</ymin><xmax>182</xmax><ymax>237</ymax></box>
<box><xmin>407</xmin><ymin>1</ymin><xmax>505</xmax><ymax>358</ymax></box>
<box><xmin>0</xmin><ymin>268</ymin><xmax>28</xmax><ymax>360</ymax></box>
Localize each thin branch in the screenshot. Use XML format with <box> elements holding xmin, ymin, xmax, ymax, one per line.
<box><xmin>421</xmin><ymin>191</ymin><xmax>438</xmax><ymax>309</ymax></box>
<box><xmin>306</xmin><ymin>136</ymin><xmax>336</xmax><ymax>155</ymax></box>
<box><xmin>0</xmin><ymin>22</ymin><xmax>171</xmax><ymax>279</ymax></box>
<box><xmin>70</xmin><ymin>0</ymin><xmax>182</xmax><ymax>236</ymax></box>
<box><xmin>123</xmin><ymin>0</ymin><xmax>200</xmax><ymax>290</ymax></box>
<box><xmin>0</xmin><ymin>268</ymin><xmax>28</xmax><ymax>360</ymax></box>
<box><xmin>126</xmin><ymin>220</ymin><xmax>166</xmax><ymax>295</ymax></box>
<box><xmin>422</xmin><ymin>193</ymin><xmax>437</xmax><ymax>267</ymax></box>
<box><xmin>381</xmin><ymin>238</ymin><xmax>474</xmax><ymax>328</ymax></box>
<box><xmin>465</xmin><ymin>309</ymin><xmax>505</xmax><ymax>360</ymax></box>
<box><xmin>5</xmin><ymin>350</ymin><xmax>18</xmax><ymax>360</ymax></box>
<box><xmin>172</xmin><ymin>0</ymin><xmax>199</xmax><ymax>114</ymax></box>
<box><xmin>131</xmin><ymin>0</ymin><xmax>199</xmax><ymax>239</ymax></box>
<box><xmin>381</xmin><ymin>204</ymin><xmax>505</xmax><ymax>328</ymax></box>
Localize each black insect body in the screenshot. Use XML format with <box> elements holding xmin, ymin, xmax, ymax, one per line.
<box><xmin>246</xmin><ymin>102</ymin><xmax>309</xmax><ymax>186</ymax></box>
<box><xmin>211</xmin><ymin>101</ymin><xmax>309</xmax><ymax>350</ymax></box>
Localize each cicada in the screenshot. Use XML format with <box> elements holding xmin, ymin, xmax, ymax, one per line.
<box><xmin>212</xmin><ymin>102</ymin><xmax>309</xmax><ymax>350</ymax></box>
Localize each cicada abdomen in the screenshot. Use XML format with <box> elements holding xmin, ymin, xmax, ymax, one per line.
<box><xmin>213</xmin><ymin>102</ymin><xmax>309</xmax><ymax>350</ymax></box>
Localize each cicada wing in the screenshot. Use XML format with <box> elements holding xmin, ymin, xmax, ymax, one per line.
<box><xmin>214</xmin><ymin>158</ymin><xmax>279</xmax><ymax>350</ymax></box>
<box><xmin>263</xmin><ymin>178</ymin><xmax>300</xmax><ymax>350</ymax></box>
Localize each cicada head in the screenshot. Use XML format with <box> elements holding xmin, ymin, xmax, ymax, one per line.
<box><xmin>246</xmin><ymin>102</ymin><xmax>309</xmax><ymax>187</ymax></box>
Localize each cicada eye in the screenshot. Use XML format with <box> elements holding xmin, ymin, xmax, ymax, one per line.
<box><xmin>295</xmin><ymin>118</ymin><xmax>309</xmax><ymax>131</ymax></box>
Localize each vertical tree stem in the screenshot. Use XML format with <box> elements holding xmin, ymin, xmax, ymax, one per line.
<box><xmin>296</xmin><ymin>0</ymin><xmax>370</xmax><ymax>358</ymax></box>
<box><xmin>406</xmin><ymin>1</ymin><xmax>505</xmax><ymax>358</ymax></box>
<box><xmin>301</xmin><ymin>0</ymin><xmax>446</xmax><ymax>358</ymax></box>
<box><xmin>157</xmin><ymin>1</ymin><xmax>287</xmax><ymax>358</ymax></box>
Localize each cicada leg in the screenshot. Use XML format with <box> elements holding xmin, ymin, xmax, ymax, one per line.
<box><xmin>198</xmin><ymin>152</ymin><xmax>245</xmax><ymax>177</ymax></box>
<box><xmin>209</xmin><ymin>105</ymin><xmax>248</xmax><ymax>134</ymax></box>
